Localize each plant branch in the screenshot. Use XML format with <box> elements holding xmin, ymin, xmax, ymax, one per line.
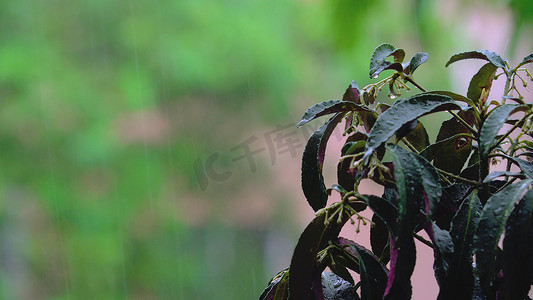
<box><xmin>414</xmin><ymin>233</ymin><xmax>433</xmax><ymax>249</ymax></box>
<box><xmin>436</xmin><ymin>167</ymin><xmax>482</xmax><ymax>187</ymax></box>
<box><xmin>448</xmin><ymin>110</ymin><xmax>478</xmax><ymax>136</ymax></box>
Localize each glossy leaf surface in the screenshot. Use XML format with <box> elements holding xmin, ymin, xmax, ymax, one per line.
<box><xmin>446</xmin><ymin>50</ymin><xmax>506</xmax><ymax>69</ymax></box>
<box><xmin>503</xmin><ymin>189</ymin><xmax>533</xmax><ymax>299</ymax></box>
<box><xmin>301</xmin><ymin>114</ymin><xmax>344</xmax><ymax>211</ymax></box>
<box><xmin>297</xmin><ymin>100</ymin><xmax>372</xmax><ymax>127</ymax></box>
<box><xmin>467</xmin><ymin>63</ymin><xmax>497</xmax><ymax>104</ymax></box>
<box><xmin>369</xmin><ymin>44</ymin><xmax>405</xmax><ymax>78</ymax></box>
<box><xmin>364</xmin><ymin>94</ymin><xmax>460</xmax><ymax>163</ymax></box>
<box><xmin>473</xmin><ymin>180</ymin><xmax>533</xmax><ymax>290</ymax></box>
<box><xmin>320</xmin><ymin>271</ymin><xmax>359</xmax><ymax>300</ymax></box>
<box><xmin>479</xmin><ymin>104</ymin><xmax>526</xmax><ymax>157</ymax></box>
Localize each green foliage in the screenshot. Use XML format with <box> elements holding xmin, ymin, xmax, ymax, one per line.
<box><xmin>260</xmin><ymin>44</ymin><xmax>533</xmax><ymax>299</ymax></box>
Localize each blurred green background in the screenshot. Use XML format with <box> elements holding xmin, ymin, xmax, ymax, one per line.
<box><xmin>0</xmin><ymin>0</ymin><xmax>531</xmax><ymax>299</ymax></box>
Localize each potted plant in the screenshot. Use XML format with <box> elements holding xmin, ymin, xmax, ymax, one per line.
<box><xmin>259</xmin><ymin>44</ymin><xmax>533</xmax><ymax>300</ymax></box>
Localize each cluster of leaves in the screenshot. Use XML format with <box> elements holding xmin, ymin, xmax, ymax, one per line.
<box><xmin>259</xmin><ymin>44</ymin><xmax>533</xmax><ymax>300</ymax></box>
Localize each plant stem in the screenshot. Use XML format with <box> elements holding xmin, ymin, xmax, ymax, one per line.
<box><xmin>448</xmin><ymin>110</ymin><xmax>478</xmax><ymax>136</ymax></box>
<box><xmin>414</xmin><ymin>233</ymin><xmax>433</xmax><ymax>249</ymax></box>
<box><xmin>436</xmin><ymin>167</ymin><xmax>482</xmax><ymax>187</ymax></box>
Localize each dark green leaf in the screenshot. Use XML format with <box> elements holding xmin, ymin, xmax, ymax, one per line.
<box><xmin>297</xmin><ymin>100</ymin><xmax>372</xmax><ymax>127</ymax></box>
<box><xmin>446</xmin><ymin>50</ymin><xmax>506</xmax><ymax>69</ymax></box>
<box><xmin>388</xmin><ymin>144</ymin><xmax>442</xmax><ymax>216</ymax></box>
<box><xmin>433</xmin><ymin>114</ymin><xmax>474</xmax><ymax>175</ymax></box>
<box><xmin>438</xmin><ymin>191</ymin><xmax>482</xmax><ymax>300</ymax></box>
<box><xmin>421</xmin><ymin>90</ymin><xmax>475</xmax><ymax>107</ymax></box>
<box><xmin>320</xmin><ymin>271</ymin><xmax>359</xmax><ymax>300</ymax></box>
<box><xmin>289</xmin><ymin>201</ymin><xmax>363</xmax><ymax>300</ymax></box>
<box><xmin>503</xmin><ymin>189</ymin><xmax>533</xmax><ymax>299</ymax></box>
<box><xmin>473</xmin><ymin>180</ymin><xmax>533</xmax><ymax>290</ymax></box>
<box><xmin>426</xmin><ymin>223</ymin><xmax>454</xmax><ymax>286</ymax></box>
<box><xmin>467</xmin><ymin>63</ymin><xmax>497</xmax><ymax>104</ymax></box>
<box><xmin>363</xmin><ymin>94</ymin><xmax>460</xmax><ymax>163</ymax></box>
<box><xmin>501</xmin><ymin>154</ymin><xmax>533</xmax><ymax>179</ymax></box>
<box><xmin>370</xmin><ymin>214</ymin><xmax>390</xmax><ymax>263</ymax></box>
<box><xmin>479</xmin><ymin>104</ymin><xmax>527</xmax><ymax>157</ymax></box>
<box><xmin>337</xmin><ymin>138</ymin><xmax>366</xmax><ymax>192</ymax></box>
<box><xmin>362</xmin><ymin>194</ymin><xmax>398</xmax><ymax>237</ymax></box>
<box><xmin>301</xmin><ymin>113</ymin><xmax>344</xmax><ymax>211</ymax></box>
<box><xmin>369</xmin><ymin>44</ymin><xmax>405</xmax><ymax>78</ymax></box>
<box><xmin>483</xmin><ymin>171</ymin><xmax>524</xmax><ymax>183</ymax></box>
<box><xmin>518</xmin><ymin>53</ymin><xmax>533</xmax><ymax>67</ymax></box>
<box><xmin>396</xmin><ymin>120</ymin><xmax>430</xmax><ymax>152</ymax></box>
<box><xmin>339</xmin><ymin>239</ymin><xmax>388</xmax><ymax>300</ymax></box>
<box><xmin>259</xmin><ymin>269</ymin><xmax>290</xmax><ymax>300</ymax></box>
<box><xmin>403</xmin><ymin>52</ymin><xmax>428</xmax><ymax>75</ymax></box>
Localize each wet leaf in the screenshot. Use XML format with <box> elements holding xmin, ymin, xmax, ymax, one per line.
<box><xmin>473</xmin><ymin>180</ymin><xmax>533</xmax><ymax>290</ymax></box>
<box><xmin>433</xmin><ymin>114</ymin><xmax>474</xmax><ymax>175</ymax></box>
<box><xmin>297</xmin><ymin>100</ymin><xmax>372</xmax><ymax>127</ymax></box>
<box><xmin>396</xmin><ymin>120</ymin><xmax>430</xmax><ymax>152</ymax></box>
<box><xmin>301</xmin><ymin>113</ymin><xmax>345</xmax><ymax>211</ymax></box>
<box><xmin>362</xmin><ymin>194</ymin><xmax>398</xmax><ymax>237</ymax></box>
<box><xmin>320</xmin><ymin>271</ymin><xmax>359</xmax><ymax>300</ymax></box>
<box><xmin>483</xmin><ymin>171</ymin><xmax>524</xmax><ymax>183</ymax></box>
<box><xmin>518</xmin><ymin>53</ymin><xmax>533</xmax><ymax>67</ymax></box>
<box><xmin>425</xmin><ymin>223</ymin><xmax>454</xmax><ymax>286</ymax></box>
<box><xmin>289</xmin><ymin>202</ymin><xmax>363</xmax><ymax>300</ymax></box>
<box><xmin>467</xmin><ymin>63</ymin><xmax>497</xmax><ymax>104</ymax></box>
<box><xmin>363</xmin><ymin>93</ymin><xmax>460</xmax><ymax>164</ymax></box>
<box><xmin>446</xmin><ymin>50</ymin><xmax>507</xmax><ymax>69</ymax></box>
<box><xmin>369</xmin><ymin>44</ymin><xmax>405</xmax><ymax>78</ymax></box>
<box><xmin>388</xmin><ymin>144</ymin><xmax>441</xmax><ymax>216</ymax></box>
<box><xmin>479</xmin><ymin>104</ymin><xmax>527</xmax><ymax>157</ymax></box>
<box><xmin>259</xmin><ymin>269</ymin><xmax>290</xmax><ymax>300</ymax></box>
<box><xmin>501</xmin><ymin>154</ymin><xmax>533</xmax><ymax>179</ymax></box>
<box><xmin>370</xmin><ymin>214</ymin><xmax>390</xmax><ymax>263</ymax></box>
<box><xmin>421</xmin><ymin>90</ymin><xmax>475</xmax><ymax>107</ymax></box>
<box><xmin>337</xmin><ymin>137</ymin><xmax>366</xmax><ymax>192</ymax></box>
<box><xmin>403</xmin><ymin>52</ymin><xmax>428</xmax><ymax>75</ymax></box>
<box><xmin>339</xmin><ymin>238</ymin><xmax>388</xmax><ymax>300</ymax></box>
<box><xmin>342</xmin><ymin>80</ymin><xmax>361</xmax><ymax>103</ymax></box>
<box><xmin>503</xmin><ymin>189</ymin><xmax>533</xmax><ymax>299</ymax></box>
<box><xmin>437</xmin><ymin>191</ymin><xmax>482</xmax><ymax>299</ymax></box>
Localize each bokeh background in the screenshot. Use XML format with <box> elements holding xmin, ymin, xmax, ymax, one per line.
<box><xmin>1</xmin><ymin>0</ymin><xmax>532</xmax><ymax>299</ymax></box>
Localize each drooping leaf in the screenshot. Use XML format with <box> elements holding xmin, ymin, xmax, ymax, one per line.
<box><xmin>338</xmin><ymin>238</ymin><xmax>388</xmax><ymax>300</ymax></box>
<box><xmin>363</xmin><ymin>94</ymin><xmax>460</xmax><ymax>163</ymax></box>
<box><xmin>500</xmin><ymin>154</ymin><xmax>533</xmax><ymax>179</ymax></box>
<box><xmin>483</xmin><ymin>171</ymin><xmax>524</xmax><ymax>183</ymax></box>
<box><xmin>479</xmin><ymin>104</ymin><xmax>527</xmax><ymax>157</ymax></box>
<box><xmin>383</xmin><ymin>145</ymin><xmax>442</xmax><ymax>300</ymax></box>
<box><xmin>467</xmin><ymin>63</ymin><xmax>497</xmax><ymax>104</ymax></box>
<box><xmin>369</xmin><ymin>44</ymin><xmax>405</xmax><ymax>78</ymax></box>
<box><xmin>446</xmin><ymin>50</ymin><xmax>507</xmax><ymax>69</ymax></box>
<box><xmin>518</xmin><ymin>53</ymin><xmax>533</xmax><ymax>67</ymax></box>
<box><xmin>363</xmin><ymin>194</ymin><xmax>398</xmax><ymax>237</ymax></box>
<box><xmin>473</xmin><ymin>180</ymin><xmax>533</xmax><ymax>290</ymax></box>
<box><xmin>396</xmin><ymin>120</ymin><xmax>430</xmax><ymax>152</ymax></box>
<box><xmin>370</xmin><ymin>214</ymin><xmax>390</xmax><ymax>263</ymax></box>
<box><xmin>388</xmin><ymin>144</ymin><xmax>441</xmax><ymax>216</ymax></box>
<box><xmin>403</xmin><ymin>52</ymin><xmax>428</xmax><ymax>75</ymax></box>
<box><xmin>342</xmin><ymin>80</ymin><xmax>361</xmax><ymax>103</ymax></box>
<box><xmin>503</xmin><ymin>189</ymin><xmax>533</xmax><ymax>299</ymax></box>
<box><xmin>319</xmin><ymin>271</ymin><xmax>359</xmax><ymax>300</ymax></box>
<box><xmin>297</xmin><ymin>100</ymin><xmax>372</xmax><ymax>127</ymax></box>
<box><xmin>337</xmin><ymin>137</ymin><xmax>366</xmax><ymax>192</ymax></box>
<box><xmin>259</xmin><ymin>269</ymin><xmax>290</xmax><ymax>300</ymax></box>
<box><xmin>437</xmin><ymin>191</ymin><xmax>482</xmax><ymax>300</ymax></box>
<box><xmin>289</xmin><ymin>201</ymin><xmax>363</xmax><ymax>300</ymax></box>
<box><xmin>301</xmin><ymin>113</ymin><xmax>345</xmax><ymax>211</ymax></box>
<box><xmin>425</xmin><ymin>223</ymin><xmax>454</xmax><ymax>287</ymax></box>
<box><xmin>421</xmin><ymin>90</ymin><xmax>476</xmax><ymax>108</ymax></box>
<box><xmin>433</xmin><ymin>114</ymin><xmax>474</xmax><ymax>175</ymax></box>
